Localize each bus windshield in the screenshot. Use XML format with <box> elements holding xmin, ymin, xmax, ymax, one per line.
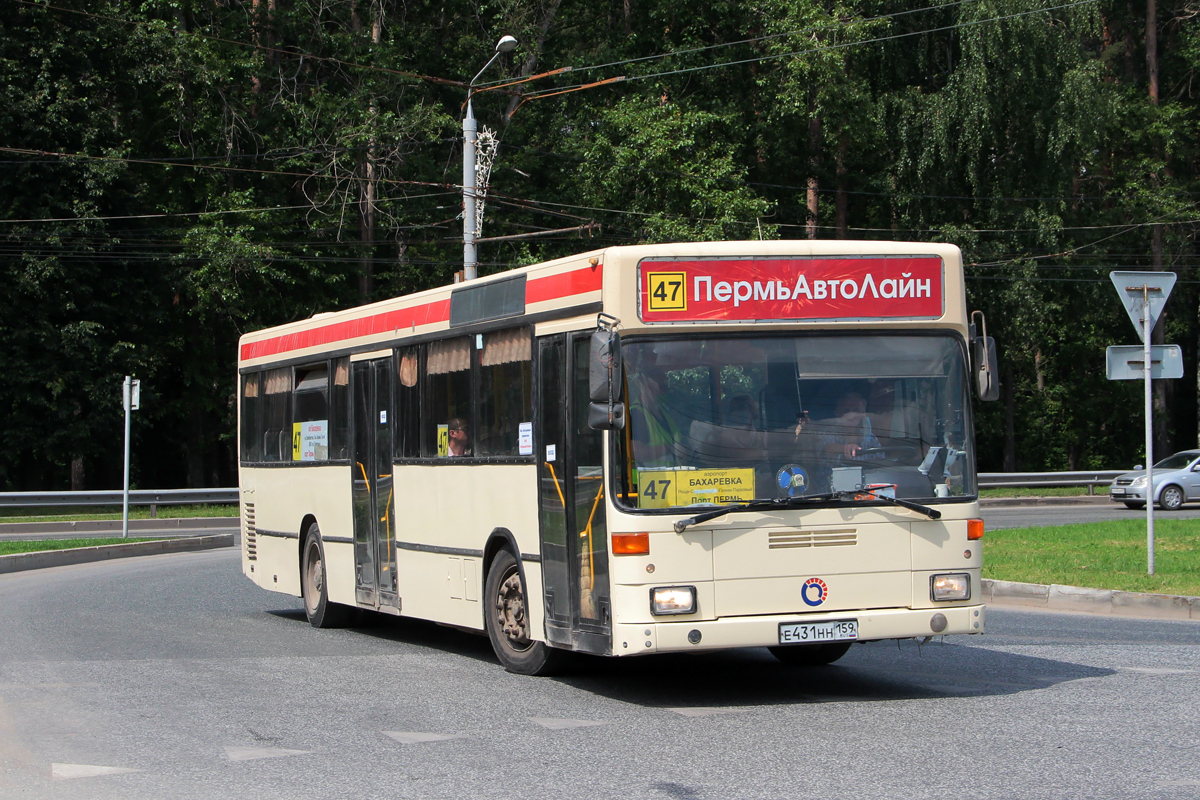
<box><xmin>616</xmin><ymin>334</ymin><xmax>975</xmax><ymax>509</ymax></box>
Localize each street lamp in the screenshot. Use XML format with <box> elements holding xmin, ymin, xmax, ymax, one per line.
<box><xmin>463</xmin><ymin>35</ymin><xmax>518</xmax><ymax>281</ymax></box>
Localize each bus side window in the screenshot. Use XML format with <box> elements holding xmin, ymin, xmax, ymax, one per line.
<box><xmin>262</xmin><ymin>367</ymin><xmax>292</xmax><ymax>462</ymax></box>
<box><xmin>330</xmin><ymin>358</ymin><xmax>350</xmax><ymax>460</ymax></box>
<box><xmin>476</xmin><ymin>327</ymin><xmax>532</xmax><ymax>456</ymax></box>
<box><xmin>294</xmin><ymin>364</ymin><xmax>330</xmax><ymax>461</ymax></box>
<box><xmin>240</xmin><ymin>372</ymin><xmax>261</xmax><ymax>463</ymax></box>
<box><xmin>426</xmin><ymin>337</ymin><xmax>472</xmax><ymax>457</ymax></box>
<box><xmin>396</xmin><ymin>346</ymin><xmax>421</xmax><ymax>458</ymax></box>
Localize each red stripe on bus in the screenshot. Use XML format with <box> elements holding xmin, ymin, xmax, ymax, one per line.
<box><xmin>240</xmin><ymin>264</ymin><xmax>602</xmax><ymax>362</ymax></box>
<box><xmin>525</xmin><ymin>264</ymin><xmax>603</xmax><ymax>304</ymax></box>
<box><xmin>240</xmin><ymin>299</ymin><xmax>451</xmax><ymax>361</ymax></box>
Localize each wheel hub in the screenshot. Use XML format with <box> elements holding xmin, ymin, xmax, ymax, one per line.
<box><xmin>496</xmin><ymin>570</ymin><xmax>530</xmax><ymax>648</ymax></box>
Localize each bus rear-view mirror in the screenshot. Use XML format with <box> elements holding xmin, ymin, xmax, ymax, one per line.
<box><xmin>970</xmin><ymin>311</ymin><xmax>1000</xmax><ymax>402</ymax></box>
<box><xmin>589</xmin><ymin>315</ymin><xmax>625</xmax><ymax>430</ymax></box>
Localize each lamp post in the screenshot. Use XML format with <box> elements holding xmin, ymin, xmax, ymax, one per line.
<box><xmin>463</xmin><ymin>34</ymin><xmax>518</xmax><ymax>282</ymax></box>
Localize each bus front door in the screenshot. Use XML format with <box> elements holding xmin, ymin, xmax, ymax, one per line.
<box><xmin>351</xmin><ymin>357</ymin><xmax>399</xmax><ymax>610</ymax></box>
<box><xmin>536</xmin><ymin>333</ymin><xmax>612</xmax><ymax>655</ymax></box>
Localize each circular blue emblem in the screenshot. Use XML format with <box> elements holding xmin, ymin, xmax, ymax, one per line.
<box><xmin>776</xmin><ymin>464</ymin><xmax>809</xmax><ymax>497</ymax></box>
<box><xmin>801</xmin><ymin>577</ymin><xmax>828</xmax><ymax>607</ymax></box>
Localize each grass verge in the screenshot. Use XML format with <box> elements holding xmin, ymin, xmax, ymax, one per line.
<box><xmin>983</xmin><ymin>518</ymin><xmax>1200</xmax><ymax>596</ymax></box>
<box><xmin>0</xmin><ymin>504</ymin><xmax>237</xmax><ymax>524</ymax></box>
<box><xmin>979</xmin><ymin>487</ymin><xmax>1095</xmax><ymax>498</ymax></box>
<box><xmin>0</xmin><ymin>538</ymin><xmax>169</xmax><ymax>556</ymax></box>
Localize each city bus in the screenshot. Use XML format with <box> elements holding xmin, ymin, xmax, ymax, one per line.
<box><xmin>237</xmin><ymin>241</ymin><xmax>998</xmax><ymax>674</ymax></box>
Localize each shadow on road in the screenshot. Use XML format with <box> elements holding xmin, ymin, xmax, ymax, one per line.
<box><xmin>547</xmin><ymin>638</ymin><xmax>1114</xmax><ymax>707</ymax></box>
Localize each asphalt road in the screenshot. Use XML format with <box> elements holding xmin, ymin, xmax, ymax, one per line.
<box><xmin>2</xmin><ymin>549</ymin><xmax>1200</xmax><ymax>800</ymax></box>
<box><xmin>982</xmin><ymin>500</ymin><xmax>1200</xmax><ymax>530</ymax></box>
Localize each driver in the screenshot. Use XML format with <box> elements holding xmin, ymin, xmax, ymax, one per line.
<box><xmin>820</xmin><ymin>392</ymin><xmax>880</xmax><ymax>458</ymax></box>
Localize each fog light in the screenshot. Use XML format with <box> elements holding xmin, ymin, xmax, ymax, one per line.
<box><xmin>930</xmin><ymin>613</ymin><xmax>948</xmax><ymax>633</ymax></box>
<box><xmin>650</xmin><ymin>586</ymin><xmax>696</xmax><ymax>616</ymax></box>
<box><xmin>931</xmin><ymin>573</ymin><xmax>971</xmax><ymax>601</ymax></box>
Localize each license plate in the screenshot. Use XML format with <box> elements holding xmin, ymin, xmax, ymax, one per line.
<box><xmin>1111</xmin><ymin>489</ymin><xmax>1125</xmax><ymax>496</ymax></box>
<box><xmin>778</xmin><ymin>619</ymin><xmax>858</xmax><ymax>645</ymax></box>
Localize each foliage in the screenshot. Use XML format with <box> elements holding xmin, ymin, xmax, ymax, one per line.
<box><xmin>0</xmin><ymin>0</ymin><xmax>1195</xmax><ymax>488</ymax></box>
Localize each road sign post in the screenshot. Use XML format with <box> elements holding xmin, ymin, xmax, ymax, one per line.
<box><xmin>122</xmin><ymin>377</ymin><xmax>141</xmax><ymax>539</ymax></box>
<box><xmin>1108</xmin><ymin>271</ymin><xmax>1177</xmax><ymax>576</ymax></box>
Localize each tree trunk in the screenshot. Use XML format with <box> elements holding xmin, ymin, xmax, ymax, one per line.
<box><xmin>1003</xmin><ymin>359</ymin><xmax>1017</xmax><ymax>472</ymax></box>
<box><xmin>504</xmin><ymin>0</ymin><xmax>565</xmax><ymax>125</ymax></box>
<box><xmin>359</xmin><ymin>10</ymin><xmax>383</xmax><ymax>301</ymax></box>
<box><xmin>1146</xmin><ymin>0</ymin><xmax>1159</xmax><ymax>105</ymax></box>
<box><xmin>70</xmin><ymin>455</ymin><xmax>85</xmax><ymax>491</ymax></box>
<box><xmin>806</xmin><ymin>113</ymin><xmax>821</xmax><ymax>240</ymax></box>
<box><xmin>835</xmin><ymin>130</ymin><xmax>848</xmax><ymax>239</ymax></box>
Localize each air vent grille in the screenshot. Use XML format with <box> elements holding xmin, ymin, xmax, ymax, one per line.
<box><xmin>769</xmin><ymin>528</ymin><xmax>857</xmax><ymax>549</ymax></box>
<box><xmin>243</xmin><ymin>502</ymin><xmax>257</xmax><ymax>561</ymax></box>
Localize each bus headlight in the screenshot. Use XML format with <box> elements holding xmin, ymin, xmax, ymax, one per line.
<box><xmin>651</xmin><ymin>586</ymin><xmax>696</xmax><ymax>615</ymax></box>
<box><xmin>930</xmin><ymin>573</ymin><xmax>971</xmax><ymax>602</ymax></box>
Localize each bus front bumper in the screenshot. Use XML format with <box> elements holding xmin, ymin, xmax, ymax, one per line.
<box><xmin>610</xmin><ymin>604</ymin><xmax>985</xmax><ymax>655</ymax></box>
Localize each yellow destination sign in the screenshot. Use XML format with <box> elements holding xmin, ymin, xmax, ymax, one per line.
<box><xmin>638</xmin><ymin>468</ymin><xmax>755</xmax><ymax>509</ymax></box>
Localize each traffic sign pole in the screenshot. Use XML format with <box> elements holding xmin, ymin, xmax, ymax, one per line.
<box><xmin>1109</xmin><ymin>271</ymin><xmax>1177</xmax><ymax>576</ymax></box>
<box><xmin>1143</xmin><ymin>289</ymin><xmax>1154</xmax><ymax>575</ymax></box>
<box><xmin>122</xmin><ymin>376</ymin><xmax>131</xmax><ymax>539</ymax></box>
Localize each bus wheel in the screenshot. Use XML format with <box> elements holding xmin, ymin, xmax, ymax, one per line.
<box><xmin>484</xmin><ymin>549</ymin><xmax>563</xmax><ymax>676</ymax></box>
<box><xmin>768</xmin><ymin>641</ymin><xmax>852</xmax><ymax>666</ymax></box>
<box><xmin>301</xmin><ymin>524</ymin><xmax>352</xmax><ymax>629</ymax></box>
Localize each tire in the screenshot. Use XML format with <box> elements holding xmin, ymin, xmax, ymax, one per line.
<box><xmin>484</xmin><ymin>549</ymin><xmax>564</xmax><ymax>675</ymax></box>
<box><xmin>301</xmin><ymin>524</ymin><xmax>353</xmax><ymax>628</ymax></box>
<box><xmin>768</xmin><ymin>641</ymin><xmax>853</xmax><ymax>666</ymax></box>
<box><xmin>1158</xmin><ymin>484</ymin><xmax>1185</xmax><ymax>511</ymax></box>
<box><xmin>1124</xmin><ymin>501</ymin><xmax>1145</xmax><ymax>510</ymax></box>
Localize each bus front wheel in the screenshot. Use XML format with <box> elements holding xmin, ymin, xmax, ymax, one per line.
<box><xmin>768</xmin><ymin>641</ymin><xmax>852</xmax><ymax>666</ymax></box>
<box><xmin>484</xmin><ymin>549</ymin><xmax>564</xmax><ymax>676</ymax></box>
<box><xmin>301</xmin><ymin>524</ymin><xmax>352</xmax><ymax>629</ymax></box>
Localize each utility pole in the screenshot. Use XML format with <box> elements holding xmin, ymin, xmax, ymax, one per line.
<box><xmin>463</xmin><ymin>35</ymin><xmax>518</xmax><ymax>281</ymax></box>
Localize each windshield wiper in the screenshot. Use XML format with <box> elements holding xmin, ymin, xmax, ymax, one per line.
<box><xmin>672</xmin><ymin>490</ymin><xmax>940</xmax><ymax>533</ymax></box>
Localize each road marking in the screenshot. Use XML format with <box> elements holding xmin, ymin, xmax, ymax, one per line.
<box><xmin>529</xmin><ymin>717</ymin><xmax>611</xmax><ymax>730</ymax></box>
<box><xmin>224</xmin><ymin>746</ymin><xmax>311</xmax><ymax>761</ymax></box>
<box><xmin>1120</xmin><ymin>667</ymin><xmax>1195</xmax><ymax>676</ymax></box>
<box><xmin>51</xmin><ymin>763</ymin><xmax>141</xmax><ymax>780</ymax></box>
<box><xmin>1157</xmin><ymin>779</ymin><xmax>1200</xmax><ymax>787</ymax></box>
<box><xmin>665</xmin><ymin>707</ymin><xmax>744</xmax><ymax>717</ymax></box>
<box><xmin>382</xmin><ymin>731</ymin><xmax>466</xmax><ymax>744</ymax></box>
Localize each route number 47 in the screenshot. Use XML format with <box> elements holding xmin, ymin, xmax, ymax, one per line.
<box><xmin>643</xmin><ymin>479</ymin><xmax>672</xmax><ymax>504</ymax></box>
<box><xmin>646</xmin><ymin>272</ymin><xmax>687</xmax><ymax>312</ymax></box>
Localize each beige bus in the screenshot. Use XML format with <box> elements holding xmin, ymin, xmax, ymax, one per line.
<box><xmin>238</xmin><ymin>240</ymin><xmax>997</xmax><ymax>674</ymax></box>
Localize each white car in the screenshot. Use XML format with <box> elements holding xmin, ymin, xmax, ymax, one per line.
<box><xmin>1110</xmin><ymin>450</ymin><xmax>1200</xmax><ymax>510</ymax></box>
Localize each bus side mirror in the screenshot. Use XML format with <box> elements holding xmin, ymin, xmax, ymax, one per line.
<box><xmin>588</xmin><ymin>314</ymin><xmax>625</xmax><ymax>430</ymax></box>
<box><xmin>970</xmin><ymin>311</ymin><xmax>1000</xmax><ymax>402</ymax></box>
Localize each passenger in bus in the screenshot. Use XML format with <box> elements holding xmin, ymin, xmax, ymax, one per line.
<box><xmin>446</xmin><ymin>417</ymin><xmax>472</xmax><ymax>457</ymax></box>
<box><xmin>819</xmin><ymin>392</ymin><xmax>880</xmax><ymax>458</ymax></box>
<box><xmin>626</xmin><ymin>351</ymin><xmax>682</xmax><ymax>466</ymax></box>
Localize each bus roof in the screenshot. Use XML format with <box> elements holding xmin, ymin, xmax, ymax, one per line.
<box><xmin>238</xmin><ymin>240</ymin><xmax>965</xmax><ymax>369</ymax></box>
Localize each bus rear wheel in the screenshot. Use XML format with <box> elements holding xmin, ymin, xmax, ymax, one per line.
<box><xmin>302</xmin><ymin>524</ymin><xmax>352</xmax><ymax>629</ymax></box>
<box><xmin>768</xmin><ymin>641</ymin><xmax>852</xmax><ymax>666</ymax></box>
<box><xmin>484</xmin><ymin>549</ymin><xmax>564</xmax><ymax>676</ymax></box>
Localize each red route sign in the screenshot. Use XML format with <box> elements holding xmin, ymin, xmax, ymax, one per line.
<box><xmin>638</xmin><ymin>257</ymin><xmax>944</xmax><ymax>323</ymax></box>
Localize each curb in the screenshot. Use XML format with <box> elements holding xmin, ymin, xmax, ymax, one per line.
<box><xmin>0</xmin><ymin>516</ymin><xmax>238</xmax><ymax>535</ymax></box>
<box><xmin>980</xmin><ymin>496</ymin><xmax>1111</xmax><ymax>507</ymax></box>
<box><xmin>983</xmin><ymin>578</ymin><xmax>1200</xmax><ymax>621</ymax></box>
<box><xmin>0</xmin><ymin>534</ymin><xmax>236</xmax><ymax>575</ymax></box>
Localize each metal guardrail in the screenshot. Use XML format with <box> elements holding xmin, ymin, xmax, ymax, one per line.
<box><xmin>0</xmin><ymin>473</ymin><xmax>1123</xmax><ymax>508</ymax></box>
<box><xmin>0</xmin><ymin>488</ymin><xmax>239</xmax><ymax>508</ymax></box>
<box><xmin>979</xmin><ymin>471</ymin><xmax>1124</xmax><ymax>490</ymax></box>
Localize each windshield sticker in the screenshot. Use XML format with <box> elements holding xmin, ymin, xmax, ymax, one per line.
<box><xmin>637</xmin><ymin>468</ymin><xmax>755</xmax><ymax>509</ymax></box>
<box><xmin>802</xmin><ymin>577</ymin><xmax>828</xmax><ymax>607</ymax></box>
<box><xmin>639</xmin><ymin>257</ymin><xmax>944</xmax><ymax>322</ymax></box>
